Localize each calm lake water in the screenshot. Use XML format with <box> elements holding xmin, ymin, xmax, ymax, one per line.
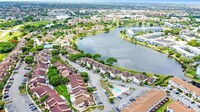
<box><xmin>77</xmin><ymin>27</ymin><xmax>186</xmax><ymax>79</ymax></box>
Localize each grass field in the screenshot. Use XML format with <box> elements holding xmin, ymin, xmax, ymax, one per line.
<box><xmin>156</xmin><ymin>99</ymin><xmax>172</xmax><ymax>112</ymax></box>
<box><xmin>55</xmin><ymin>85</ymin><xmax>77</xmax><ymax>111</ymax></box>
<box><xmin>0</xmin><ymin>53</ymin><xmax>7</xmax><ymax>61</ymax></box>
<box><xmin>0</xmin><ymin>31</ymin><xmax>22</xmax><ymax>42</ymax></box>
<box><xmin>23</xmin><ymin>20</ymin><xmax>51</xmax><ymax>27</ymax></box>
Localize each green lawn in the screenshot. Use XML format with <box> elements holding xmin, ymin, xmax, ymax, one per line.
<box><xmin>100</xmin><ymin>80</ymin><xmax>114</xmax><ymax>97</ymax></box>
<box><xmin>0</xmin><ymin>53</ymin><xmax>7</xmax><ymax>61</ymax></box>
<box><xmin>156</xmin><ymin>99</ymin><xmax>173</xmax><ymax>112</ymax></box>
<box><xmin>83</xmin><ymin>106</ymin><xmax>104</xmax><ymax>112</ymax></box>
<box><xmin>55</xmin><ymin>85</ymin><xmax>77</xmax><ymax>111</ymax></box>
<box><xmin>0</xmin><ymin>31</ymin><xmax>22</xmax><ymax>42</ymax></box>
<box><xmin>23</xmin><ymin>20</ymin><xmax>51</xmax><ymax>27</ymax></box>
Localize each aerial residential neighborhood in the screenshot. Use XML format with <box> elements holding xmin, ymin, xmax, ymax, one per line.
<box><xmin>1</xmin><ymin>0</ymin><xmax>200</xmax><ymax>112</ymax></box>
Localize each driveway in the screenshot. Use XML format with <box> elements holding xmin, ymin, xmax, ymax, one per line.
<box><xmin>4</xmin><ymin>62</ymin><xmax>40</xmax><ymax>112</ymax></box>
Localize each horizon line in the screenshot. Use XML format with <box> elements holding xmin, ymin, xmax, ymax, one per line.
<box><xmin>0</xmin><ymin>1</ymin><xmax>200</xmax><ymax>4</ymax></box>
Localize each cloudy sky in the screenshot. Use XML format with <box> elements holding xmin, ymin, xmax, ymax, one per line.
<box><xmin>0</xmin><ymin>0</ymin><xmax>199</xmax><ymax>3</ymax></box>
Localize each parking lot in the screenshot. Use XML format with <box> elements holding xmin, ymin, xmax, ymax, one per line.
<box><xmin>3</xmin><ymin>61</ymin><xmax>40</xmax><ymax>112</ymax></box>
<box><xmin>168</xmin><ymin>88</ymin><xmax>200</xmax><ymax>112</ymax></box>
<box><xmin>111</xmin><ymin>85</ymin><xmax>148</xmax><ymax>112</ymax></box>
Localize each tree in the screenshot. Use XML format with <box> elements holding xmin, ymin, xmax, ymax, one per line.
<box><xmin>0</xmin><ymin>100</ymin><xmax>5</xmax><ymax>110</ymax></box>
<box><xmin>50</xmin><ymin>75</ymin><xmax>62</xmax><ymax>87</ymax></box>
<box><xmin>0</xmin><ymin>42</ymin><xmax>16</xmax><ymax>53</ymax></box>
<box><xmin>109</xmin><ymin>98</ymin><xmax>114</xmax><ymax>103</ymax></box>
<box><xmin>37</xmin><ymin>35</ymin><xmax>42</xmax><ymax>38</ymax></box>
<box><xmin>40</xmin><ymin>95</ymin><xmax>49</xmax><ymax>102</ymax></box>
<box><xmin>150</xmin><ymin>22</ymin><xmax>153</xmax><ymax>27</ymax></box>
<box><xmin>36</xmin><ymin>45</ymin><xmax>43</xmax><ymax>51</ymax></box>
<box><xmin>80</xmin><ymin>72</ymin><xmax>89</xmax><ymax>83</ymax></box>
<box><xmin>61</xmin><ymin>77</ymin><xmax>70</xmax><ymax>84</ymax></box>
<box><xmin>51</xmin><ymin>50</ymin><xmax>60</xmax><ymax>56</ymax></box>
<box><xmin>87</xmin><ymin>87</ymin><xmax>94</xmax><ymax>93</ymax></box>
<box><xmin>92</xmin><ymin>54</ymin><xmax>101</xmax><ymax>60</ymax></box>
<box><xmin>106</xmin><ymin>57</ymin><xmax>117</xmax><ymax>66</ymax></box>
<box><xmin>104</xmin><ymin>27</ymin><xmax>110</xmax><ymax>33</ymax></box>
<box><xmin>52</xmin><ymin>45</ymin><xmax>61</xmax><ymax>49</ymax></box>
<box><xmin>25</xmin><ymin>56</ymin><xmax>34</xmax><ymax>64</ymax></box>
<box><xmin>61</xmin><ymin>49</ymin><xmax>68</xmax><ymax>55</ymax></box>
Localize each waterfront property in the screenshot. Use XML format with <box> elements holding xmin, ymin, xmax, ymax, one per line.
<box><xmin>171</xmin><ymin>46</ymin><xmax>195</xmax><ymax>58</ymax></box>
<box><xmin>168</xmin><ymin>77</ymin><xmax>200</xmax><ymax>101</ymax></box>
<box><xmin>167</xmin><ymin>101</ymin><xmax>195</xmax><ymax>112</ymax></box>
<box><xmin>122</xmin><ymin>89</ymin><xmax>168</xmax><ymax>112</ymax></box>
<box><xmin>77</xmin><ymin>57</ymin><xmax>154</xmax><ymax>84</ymax></box>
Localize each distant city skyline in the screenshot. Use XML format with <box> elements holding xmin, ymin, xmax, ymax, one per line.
<box><xmin>0</xmin><ymin>0</ymin><xmax>200</xmax><ymax>3</ymax></box>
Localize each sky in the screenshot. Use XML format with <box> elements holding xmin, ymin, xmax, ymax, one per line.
<box><xmin>0</xmin><ymin>0</ymin><xmax>199</xmax><ymax>3</ymax></box>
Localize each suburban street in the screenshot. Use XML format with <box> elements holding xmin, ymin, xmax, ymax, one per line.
<box><xmin>60</xmin><ymin>55</ymin><xmax>114</xmax><ymax>112</ymax></box>
<box><xmin>4</xmin><ymin>62</ymin><xmax>40</xmax><ymax>112</ymax></box>
<box><xmin>60</xmin><ymin>55</ymin><xmax>153</xmax><ymax>112</ymax></box>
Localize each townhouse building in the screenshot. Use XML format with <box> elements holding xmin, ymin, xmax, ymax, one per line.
<box><xmin>122</xmin><ymin>89</ymin><xmax>168</xmax><ymax>112</ymax></box>
<box><xmin>169</xmin><ymin>77</ymin><xmax>200</xmax><ymax>101</ymax></box>
<box><xmin>167</xmin><ymin>101</ymin><xmax>195</xmax><ymax>112</ymax></box>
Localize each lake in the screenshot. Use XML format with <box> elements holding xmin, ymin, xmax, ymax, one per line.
<box><xmin>76</xmin><ymin>27</ymin><xmax>186</xmax><ymax>79</ymax></box>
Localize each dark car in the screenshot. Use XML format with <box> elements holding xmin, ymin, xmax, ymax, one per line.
<box><xmin>129</xmin><ymin>98</ymin><xmax>136</xmax><ymax>102</ymax></box>
<box><xmin>3</xmin><ymin>95</ymin><xmax>9</xmax><ymax>99</ymax></box>
<box><xmin>116</xmin><ymin>107</ymin><xmax>121</xmax><ymax>112</ymax></box>
<box><xmin>117</xmin><ymin>96</ymin><xmax>122</xmax><ymax>99</ymax></box>
<box><xmin>191</xmin><ymin>101</ymin><xmax>195</xmax><ymax>104</ymax></box>
<box><xmin>5</xmin><ymin>85</ymin><xmax>11</xmax><ymax>89</ymax></box>
<box><xmin>31</xmin><ymin>106</ymin><xmax>37</xmax><ymax>111</ymax></box>
<box><xmin>175</xmin><ymin>92</ymin><xmax>179</xmax><ymax>94</ymax></box>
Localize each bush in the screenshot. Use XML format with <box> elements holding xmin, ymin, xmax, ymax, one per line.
<box><xmin>25</xmin><ymin>56</ymin><xmax>34</xmax><ymax>64</ymax></box>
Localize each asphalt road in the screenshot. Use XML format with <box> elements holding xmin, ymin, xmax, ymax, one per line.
<box><xmin>60</xmin><ymin>55</ymin><xmax>114</xmax><ymax>112</ymax></box>
<box><xmin>4</xmin><ymin>62</ymin><xmax>40</xmax><ymax>112</ymax></box>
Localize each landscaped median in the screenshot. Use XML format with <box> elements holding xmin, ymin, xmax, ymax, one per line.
<box><xmin>83</xmin><ymin>105</ymin><xmax>104</xmax><ymax>112</ymax></box>
<box><xmin>156</xmin><ymin>99</ymin><xmax>173</xmax><ymax>112</ymax></box>
<box><xmin>100</xmin><ymin>79</ymin><xmax>114</xmax><ymax>98</ymax></box>
<box><xmin>55</xmin><ymin>85</ymin><xmax>77</xmax><ymax>111</ymax></box>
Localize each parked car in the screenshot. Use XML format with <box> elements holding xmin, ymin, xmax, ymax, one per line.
<box><xmin>31</xmin><ymin>106</ymin><xmax>37</xmax><ymax>111</ymax></box>
<box><xmin>175</xmin><ymin>92</ymin><xmax>179</xmax><ymax>94</ymax></box>
<box><xmin>24</xmin><ymin>74</ymin><xmax>29</xmax><ymax>77</ymax></box>
<box><xmin>117</xmin><ymin>96</ymin><xmax>122</xmax><ymax>99</ymax></box>
<box><xmin>116</xmin><ymin>107</ymin><xmax>121</xmax><ymax>112</ymax></box>
<box><xmin>129</xmin><ymin>98</ymin><xmax>135</xmax><ymax>102</ymax></box>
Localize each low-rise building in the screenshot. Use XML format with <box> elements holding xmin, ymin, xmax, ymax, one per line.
<box><xmin>169</xmin><ymin>77</ymin><xmax>200</xmax><ymax>101</ymax></box>
<box><xmin>167</xmin><ymin>101</ymin><xmax>195</xmax><ymax>112</ymax></box>
<box><xmin>122</xmin><ymin>89</ymin><xmax>168</xmax><ymax>112</ymax></box>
